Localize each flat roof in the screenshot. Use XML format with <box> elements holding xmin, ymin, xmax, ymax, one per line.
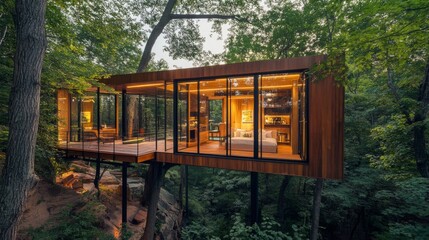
<box><xmin>101</xmin><ymin>55</ymin><xmax>326</xmax><ymax>90</ymax></box>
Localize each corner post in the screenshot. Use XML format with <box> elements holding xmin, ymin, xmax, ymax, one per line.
<box><xmin>94</xmin><ymin>88</ymin><xmax>101</xmax><ymax>192</ymax></box>
<box><xmin>121</xmin><ymin>89</ymin><xmax>126</xmax><ymax>141</ymax></box>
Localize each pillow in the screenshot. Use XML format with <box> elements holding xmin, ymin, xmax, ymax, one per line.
<box><xmin>243</xmin><ymin>131</ymin><xmax>253</xmax><ymax>138</ymax></box>
<box><xmin>261</xmin><ymin>130</ymin><xmax>267</xmax><ymax>140</ymax></box>
<box><xmin>264</xmin><ymin>130</ymin><xmax>272</xmax><ymax>139</ymax></box>
<box><xmin>235</xmin><ymin>129</ymin><xmax>244</xmax><ymax>137</ymax></box>
<box><xmin>271</xmin><ymin>130</ymin><xmax>277</xmax><ymax>139</ymax></box>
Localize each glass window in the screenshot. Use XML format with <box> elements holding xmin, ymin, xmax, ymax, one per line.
<box><xmin>99</xmin><ymin>94</ymin><xmax>116</xmax><ymax>129</ymax></box>
<box><xmin>177</xmin><ymin>81</ymin><xmax>198</xmax><ymax>153</ymax></box>
<box><xmin>259</xmin><ymin>73</ymin><xmax>301</xmax><ymax>160</ymax></box>
<box><xmin>57</xmin><ymin>90</ymin><xmax>70</xmax><ymax>143</ymax></box>
<box><xmin>174</xmin><ymin>73</ymin><xmax>307</xmax><ymax>161</ymax></box>
<box><xmin>228</xmin><ymin>76</ymin><xmax>255</xmax><ymax>158</ymax></box>
<box><xmin>199</xmin><ymin>79</ymin><xmax>227</xmax><ymax>156</ymax></box>
<box><xmin>165</xmin><ymin>83</ymin><xmax>174</xmax><ymax>151</ymax></box>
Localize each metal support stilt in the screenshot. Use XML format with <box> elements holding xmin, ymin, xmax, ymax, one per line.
<box><xmin>185</xmin><ymin>165</ymin><xmax>189</xmax><ymax>223</ymax></box>
<box><xmin>122</xmin><ymin>162</ymin><xmax>128</xmax><ymax>225</ymax></box>
<box><xmin>250</xmin><ymin>172</ymin><xmax>259</xmax><ymax>224</ymax></box>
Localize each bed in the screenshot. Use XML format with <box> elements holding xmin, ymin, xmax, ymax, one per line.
<box><xmin>229</xmin><ymin>129</ymin><xmax>278</xmax><ymax>153</ymax></box>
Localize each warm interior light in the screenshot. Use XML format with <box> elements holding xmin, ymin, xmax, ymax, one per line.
<box><xmin>186</xmin><ymin>84</ymin><xmax>303</xmax><ymax>93</ymax></box>
<box><xmin>231</xmin><ymin>74</ymin><xmax>301</xmax><ymax>81</ymax></box>
<box><xmin>127</xmin><ymin>83</ymin><xmax>164</xmax><ymax>89</ymax></box>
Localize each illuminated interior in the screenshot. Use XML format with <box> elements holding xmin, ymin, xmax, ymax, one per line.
<box><xmin>58</xmin><ymin>73</ymin><xmax>307</xmax><ymax>161</ymax></box>
<box><xmin>175</xmin><ymin>73</ymin><xmax>306</xmax><ymax>160</ymax></box>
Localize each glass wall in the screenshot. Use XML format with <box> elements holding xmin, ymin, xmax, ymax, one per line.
<box><xmin>70</xmin><ymin>95</ymin><xmax>80</xmax><ymax>142</ymax></box>
<box><xmin>177</xmin><ymin>81</ymin><xmax>198</xmax><ymax>153</ymax></box>
<box><xmin>175</xmin><ymin>72</ymin><xmax>307</xmax><ymax>161</ymax></box>
<box><xmin>58</xmin><ymin>72</ymin><xmax>307</xmax><ymax>161</ymax></box>
<box><xmin>228</xmin><ymin>76</ymin><xmax>255</xmax><ymax>158</ymax></box>
<box><xmin>199</xmin><ymin>79</ymin><xmax>227</xmax><ymax>156</ymax></box>
<box><xmin>259</xmin><ymin>73</ymin><xmax>298</xmax><ymax>160</ymax></box>
<box><xmin>99</xmin><ymin>94</ymin><xmax>116</xmax><ymax>129</ymax></box>
<box><xmin>165</xmin><ymin>83</ymin><xmax>174</xmax><ymax>151</ymax></box>
<box><xmin>57</xmin><ymin>90</ymin><xmax>70</xmax><ymax>143</ymax></box>
<box><xmin>58</xmin><ymin>84</ymin><xmax>172</xmax><ymax>158</ymax></box>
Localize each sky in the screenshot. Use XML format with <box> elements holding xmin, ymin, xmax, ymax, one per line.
<box><xmin>151</xmin><ymin>20</ymin><xmax>229</xmax><ymax>69</ymax></box>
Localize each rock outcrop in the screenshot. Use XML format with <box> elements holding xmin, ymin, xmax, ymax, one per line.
<box><xmin>55</xmin><ymin>160</ymin><xmax>183</xmax><ymax>239</ymax></box>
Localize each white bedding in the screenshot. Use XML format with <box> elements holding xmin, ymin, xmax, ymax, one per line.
<box><xmin>230</xmin><ymin>137</ymin><xmax>277</xmax><ymax>146</ymax></box>
<box><xmin>229</xmin><ymin>137</ymin><xmax>278</xmax><ymax>153</ymax></box>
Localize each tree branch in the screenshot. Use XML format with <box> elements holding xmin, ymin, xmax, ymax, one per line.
<box><xmin>0</xmin><ymin>26</ymin><xmax>7</xmax><ymax>47</ymax></box>
<box><xmin>405</xmin><ymin>5</ymin><xmax>429</xmax><ymax>12</ymax></box>
<box><xmin>385</xmin><ymin>47</ymin><xmax>413</xmax><ymax>123</ymax></box>
<box><xmin>418</xmin><ymin>60</ymin><xmax>429</xmax><ymax>115</ymax></box>
<box><xmin>137</xmin><ymin>0</ymin><xmax>177</xmax><ymax>72</ymax></box>
<box><xmin>170</xmin><ymin>14</ymin><xmax>238</xmax><ymax>20</ymax></box>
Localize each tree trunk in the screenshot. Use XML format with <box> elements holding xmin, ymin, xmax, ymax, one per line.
<box><xmin>142</xmin><ymin>162</ymin><xmax>173</xmax><ymax>240</ymax></box>
<box><xmin>310</xmin><ymin>179</ymin><xmax>324</xmax><ymax>240</ymax></box>
<box><xmin>137</xmin><ymin>0</ymin><xmax>177</xmax><ymax>72</ymax></box>
<box><xmin>178</xmin><ymin>165</ymin><xmax>185</xmax><ymax>206</ymax></box>
<box><xmin>0</xmin><ymin>26</ymin><xmax>7</xmax><ymax>47</ymax></box>
<box><xmin>126</xmin><ymin>95</ymin><xmax>137</xmax><ymax>139</ymax></box>
<box><xmin>413</xmin><ymin>118</ymin><xmax>429</xmax><ymax>177</ymax></box>
<box><xmin>414</xmin><ymin>61</ymin><xmax>429</xmax><ymax>178</ymax></box>
<box><xmin>142</xmin><ymin>162</ymin><xmax>163</xmax><ymax>240</ymax></box>
<box><xmin>141</xmin><ymin>163</ymin><xmax>155</xmax><ymax>207</ymax></box>
<box><xmin>276</xmin><ymin>175</ymin><xmax>291</xmax><ymax>223</ymax></box>
<box><xmin>0</xmin><ymin>0</ymin><xmax>47</xmax><ymax>239</ymax></box>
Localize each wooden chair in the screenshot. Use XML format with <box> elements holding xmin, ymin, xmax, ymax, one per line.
<box><xmin>218</xmin><ymin>123</ymin><xmax>226</xmax><ymax>145</ymax></box>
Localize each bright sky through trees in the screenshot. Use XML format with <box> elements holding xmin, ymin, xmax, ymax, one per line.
<box><xmin>152</xmin><ymin>20</ymin><xmax>229</xmax><ymax>68</ymax></box>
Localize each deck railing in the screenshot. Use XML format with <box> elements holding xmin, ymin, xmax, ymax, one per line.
<box><xmin>58</xmin><ymin>129</ymin><xmax>166</xmax><ymax>161</ymax></box>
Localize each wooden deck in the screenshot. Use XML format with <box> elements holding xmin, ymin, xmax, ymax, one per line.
<box><xmin>58</xmin><ymin>140</ymin><xmax>301</xmax><ymax>163</ymax></box>
<box><xmin>59</xmin><ymin>140</ymin><xmax>173</xmax><ymax>163</ymax></box>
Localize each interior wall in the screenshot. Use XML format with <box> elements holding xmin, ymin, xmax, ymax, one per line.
<box><xmin>230</xmin><ymin>98</ymin><xmax>254</xmax><ymax>131</ymax></box>
<box><xmin>57</xmin><ymin>90</ymin><xmax>70</xmax><ymax>141</ymax></box>
<box><xmin>82</xmin><ymin>101</ymin><xmax>94</xmax><ymax>129</ymax></box>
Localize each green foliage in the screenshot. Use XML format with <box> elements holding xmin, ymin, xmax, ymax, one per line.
<box><xmin>369</xmin><ymin>114</ymin><xmax>416</xmax><ymax>178</ymax></box>
<box><xmin>138</xmin><ymin>0</ymin><xmax>260</xmax><ymax>64</ymax></box>
<box><xmin>225</xmin><ymin>215</ymin><xmax>292</xmax><ymax>240</ymax></box>
<box><xmin>374</xmin><ymin>178</ymin><xmax>429</xmax><ymax>239</ymax></box>
<box><xmin>182</xmin><ymin>215</ymin><xmax>295</xmax><ymax>240</ymax></box>
<box><xmin>0</xmin><ymin>125</ymin><xmax>8</xmax><ymax>152</ymax></box>
<box><xmin>120</xmin><ymin>224</ymin><xmax>133</xmax><ymax>240</ymax></box>
<box><xmin>29</xmin><ymin>201</ymin><xmax>115</xmax><ymax>240</ymax></box>
<box><xmin>1</xmin><ymin>0</ymin><xmax>145</xmax><ymax>180</ymax></box>
<box><xmin>181</xmin><ymin>220</ymin><xmax>220</xmax><ymax>240</ymax></box>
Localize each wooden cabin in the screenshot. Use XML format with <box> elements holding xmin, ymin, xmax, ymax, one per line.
<box><xmin>57</xmin><ymin>55</ymin><xmax>344</xmax><ymax>179</ymax></box>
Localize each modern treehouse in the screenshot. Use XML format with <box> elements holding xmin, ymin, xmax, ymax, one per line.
<box><xmin>57</xmin><ymin>55</ymin><xmax>344</xmax><ymax>179</ymax></box>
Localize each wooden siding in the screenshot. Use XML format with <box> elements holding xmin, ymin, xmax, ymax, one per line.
<box><xmin>101</xmin><ymin>55</ymin><xmax>326</xmax><ymax>90</ymax></box>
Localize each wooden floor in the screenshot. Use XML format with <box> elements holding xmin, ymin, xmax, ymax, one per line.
<box><xmin>59</xmin><ymin>139</ymin><xmax>301</xmax><ymax>163</ymax></box>
<box><xmin>178</xmin><ymin>141</ymin><xmax>302</xmax><ymax>160</ymax></box>
<box><xmin>58</xmin><ymin>140</ymin><xmax>173</xmax><ymax>163</ymax></box>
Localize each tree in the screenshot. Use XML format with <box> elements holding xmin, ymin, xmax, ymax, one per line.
<box><xmin>0</xmin><ymin>17</ymin><xmax>6</xmax><ymax>47</ymax></box>
<box><xmin>0</xmin><ymin>0</ymin><xmax>47</xmax><ymax>239</ymax></box>
<box><xmin>337</xmin><ymin>0</ymin><xmax>429</xmax><ymax>178</ymax></box>
<box><xmin>135</xmin><ymin>1</ymin><xmax>258</xmax><ymax>239</ymax></box>
<box><xmin>136</xmin><ymin>0</ymin><xmax>259</xmax><ymax>71</ymax></box>
<box><xmin>310</xmin><ymin>179</ymin><xmax>323</xmax><ymax>240</ymax></box>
